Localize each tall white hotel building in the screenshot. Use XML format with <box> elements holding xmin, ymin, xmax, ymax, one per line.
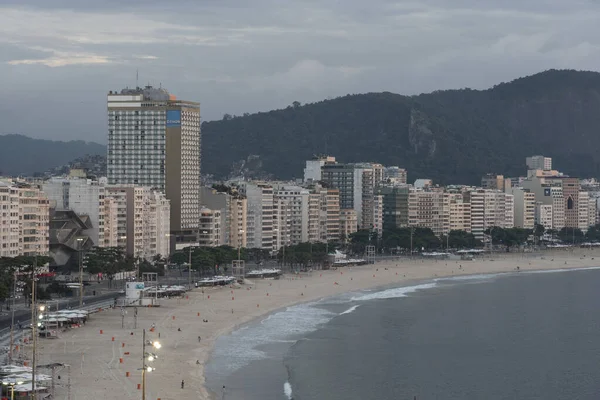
<box><xmin>107</xmin><ymin>86</ymin><xmax>201</xmax><ymax>246</ymax></box>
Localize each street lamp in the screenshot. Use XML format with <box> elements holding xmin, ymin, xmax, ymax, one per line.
<box><xmin>141</xmin><ymin>328</ymin><xmax>161</xmax><ymax>400</ymax></box>
<box><xmin>2</xmin><ymin>380</ymin><xmax>24</xmax><ymax>400</ymax></box>
<box><xmin>76</xmin><ymin>238</ymin><xmax>84</xmax><ymax>307</ymax></box>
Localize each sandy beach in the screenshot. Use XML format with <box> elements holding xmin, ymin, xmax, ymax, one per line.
<box><xmin>27</xmin><ymin>248</ymin><xmax>600</xmax><ymax>399</ymax></box>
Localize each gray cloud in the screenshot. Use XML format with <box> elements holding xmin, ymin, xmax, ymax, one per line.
<box><xmin>1</xmin><ymin>0</ymin><xmax>600</xmax><ymax>143</ymax></box>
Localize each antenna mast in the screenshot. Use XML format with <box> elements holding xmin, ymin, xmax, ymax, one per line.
<box><xmin>136</xmin><ymin>69</ymin><xmax>139</xmax><ymax>89</ymax></box>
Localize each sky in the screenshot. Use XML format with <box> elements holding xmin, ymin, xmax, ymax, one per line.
<box><xmin>2</xmin><ymin>0</ymin><xmax>600</xmax><ymax>144</ymax></box>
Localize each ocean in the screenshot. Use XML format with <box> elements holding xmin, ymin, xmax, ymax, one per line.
<box><xmin>205</xmin><ymin>267</ymin><xmax>600</xmax><ymax>399</ymax></box>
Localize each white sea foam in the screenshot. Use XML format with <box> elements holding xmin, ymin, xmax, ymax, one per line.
<box><xmin>284</xmin><ymin>381</ymin><xmax>293</xmax><ymax>399</ymax></box>
<box><xmin>208</xmin><ymin>302</ymin><xmax>336</xmax><ymax>376</ymax></box>
<box><xmin>340</xmin><ymin>305</ymin><xmax>360</xmax><ymax>315</ymax></box>
<box><xmin>351</xmin><ymin>282</ymin><xmax>438</xmax><ymax>301</ymax></box>
<box><xmin>524</xmin><ymin>266</ymin><xmax>600</xmax><ymax>274</ymax></box>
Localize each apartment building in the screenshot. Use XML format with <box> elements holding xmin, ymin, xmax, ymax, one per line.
<box><xmin>381</xmin><ymin>185</ymin><xmax>409</xmax><ymax>230</ymax></box>
<box><xmin>0</xmin><ymin>181</ymin><xmax>20</xmax><ymax>257</ymax></box>
<box><xmin>466</xmin><ymin>189</ymin><xmax>514</xmax><ymax>240</ymax></box>
<box><xmin>339</xmin><ymin>209</ymin><xmax>358</xmax><ymax>241</ymax></box>
<box><xmin>240</xmin><ymin>182</ymin><xmax>274</xmax><ymax>250</ymax></box>
<box><xmin>446</xmin><ymin>192</ymin><xmax>471</xmax><ymax>233</ymax></box>
<box><xmin>577</xmin><ymin>192</ymin><xmax>596</xmax><ymax>232</ymax></box>
<box><xmin>373</xmin><ymin>195</ymin><xmax>384</xmax><ymax>237</ymax></box>
<box><xmin>521</xmin><ymin>177</ymin><xmax>565</xmax><ymax>230</ymax></box>
<box><xmin>526</xmin><ymin>155</ymin><xmax>552</xmax><ymax>171</ymax></box>
<box><xmin>535</xmin><ymin>203</ymin><xmax>553</xmax><ymax>230</ymax></box>
<box><xmin>105</xmin><ymin>186</ymin><xmax>170</xmax><ymax>259</ymax></box>
<box><xmin>198</xmin><ymin>207</ymin><xmax>221</xmax><ymax>247</ymax></box>
<box><xmin>544</xmin><ymin>176</ymin><xmax>580</xmax><ymax>228</ymax></box>
<box><xmin>272</xmin><ymin>185</ymin><xmax>319</xmax><ymax>245</ymax></box>
<box><xmin>200</xmin><ymin>186</ymin><xmax>248</xmax><ymax>248</ymax></box>
<box><xmin>481</xmin><ymin>174</ymin><xmax>505</xmax><ymax>191</ymax></box>
<box><xmin>383</xmin><ymin>166</ymin><xmax>407</xmax><ymax>185</ymax></box>
<box><xmin>321</xmin><ymin>162</ymin><xmax>380</xmax><ymax>231</ymax></box>
<box><xmin>273</xmin><ymin>197</ymin><xmax>292</xmax><ymax>251</ymax></box>
<box><xmin>303</xmin><ymin>156</ymin><xmax>336</xmax><ymax>182</ymax></box>
<box><xmin>229</xmin><ymin>197</ymin><xmax>248</xmax><ymax>249</ymax></box>
<box><xmin>0</xmin><ymin>180</ymin><xmax>50</xmax><ymax>257</ymax></box>
<box><xmin>317</xmin><ymin>188</ymin><xmax>341</xmax><ymax>243</ymax></box>
<box><xmin>511</xmin><ymin>188</ymin><xmax>535</xmax><ymax>229</ymax></box>
<box><xmin>407</xmin><ymin>189</ymin><xmax>449</xmax><ymax>236</ymax></box>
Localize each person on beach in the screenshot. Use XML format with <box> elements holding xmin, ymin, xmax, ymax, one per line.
<box><xmin>181</xmin><ymin>380</ymin><xmax>185</xmax><ymax>389</ymax></box>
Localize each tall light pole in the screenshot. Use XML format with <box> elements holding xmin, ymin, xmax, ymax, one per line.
<box><xmin>30</xmin><ymin>254</ymin><xmax>37</xmax><ymax>400</ymax></box>
<box><xmin>141</xmin><ymin>328</ymin><xmax>161</xmax><ymax>400</ymax></box>
<box><xmin>9</xmin><ymin>272</ymin><xmax>16</xmax><ymax>364</ymax></box>
<box><xmin>2</xmin><ymin>380</ymin><xmax>24</xmax><ymax>400</ymax></box>
<box><xmin>188</xmin><ymin>246</ymin><xmax>193</xmax><ymax>290</ymax></box>
<box><xmin>76</xmin><ymin>238</ymin><xmax>84</xmax><ymax>307</ymax></box>
<box><xmin>410</xmin><ymin>227</ymin><xmax>414</xmax><ymax>257</ymax></box>
<box><xmin>237</xmin><ymin>230</ymin><xmax>244</xmax><ymax>262</ymax></box>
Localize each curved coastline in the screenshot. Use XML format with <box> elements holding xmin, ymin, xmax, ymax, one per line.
<box><xmin>38</xmin><ymin>248</ymin><xmax>600</xmax><ymax>399</ymax></box>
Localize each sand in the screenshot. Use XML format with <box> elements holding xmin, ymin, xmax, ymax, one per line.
<box><xmin>27</xmin><ymin>248</ymin><xmax>600</xmax><ymax>400</ymax></box>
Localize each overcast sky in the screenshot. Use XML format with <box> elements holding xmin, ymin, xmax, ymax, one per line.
<box><xmin>2</xmin><ymin>0</ymin><xmax>600</xmax><ymax>144</ymax></box>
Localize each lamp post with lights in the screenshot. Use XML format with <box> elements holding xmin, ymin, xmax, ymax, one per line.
<box><xmin>2</xmin><ymin>379</ymin><xmax>25</xmax><ymax>400</ymax></box>
<box><xmin>141</xmin><ymin>328</ymin><xmax>161</xmax><ymax>400</ymax></box>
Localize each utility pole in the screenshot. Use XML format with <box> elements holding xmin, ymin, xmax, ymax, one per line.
<box><xmin>31</xmin><ymin>255</ymin><xmax>37</xmax><ymax>400</ymax></box>
<box><xmin>410</xmin><ymin>227</ymin><xmax>414</xmax><ymax>257</ymax></box>
<box><xmin>188</xmin><ymin>246</ymin><xmax>192</xmax><ymax>290</ymax></box>
<box><xmin>77</xmin><ymin>238</ymin><xmax>84</xmax><ymax>308</ymax></box>
<box><xmin>142</xmin><ymin>328</ymin><xmax>146</xmax><ymax>400</ymax></box>
<box><xmin>9</xmin><ymin>272</ymin><xmax>16</xmax><ymax>363</ymax></box>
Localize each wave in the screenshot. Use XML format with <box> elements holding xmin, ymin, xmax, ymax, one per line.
<box><xmin>284</xmin><ymin>381</ymin><xmax>293</xmax><ymax>399</ymax></box>
<box><xmin>524</xmin><ymin>266</ymin><xmax>600</xmax><ymax>275</ymax></box>
<box><xmin>351</xmin><ymin>282</ymin><xmax>438</xmax><ymax>301</ymax></box>
<box><xmin>340</xmin><ymin>305</ymin><xmax>360</xmax><ymax>315</ymax></box>
<box><xmin>208</xmin><ymin>302</ymin><xmax>336</xmax><ymax>376</ymax></box>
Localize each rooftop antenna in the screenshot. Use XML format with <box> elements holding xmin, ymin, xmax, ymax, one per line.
<box><xmin>136</xmin><ymin>69</ymin><xmax>139</xmax><ymax>89</ymax></box>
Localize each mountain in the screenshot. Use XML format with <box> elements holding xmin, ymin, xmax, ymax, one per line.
<box><xmin>201</xmin><ymin>69</ymin><xmax>600</xmax><ymax>184</ymax></box>
<box><xmin>0</xmin><ymin>134</ymin><xmax>106</xmax><ymax>176</ymax></box>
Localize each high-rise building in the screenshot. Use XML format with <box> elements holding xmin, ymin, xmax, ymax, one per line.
<box><xmin>0</xmin><ymin>180</ymin><xmax>49</xmax><ymax>257</ymax></box>
<box><xmin>526</xmin><ymin>155</ymin><xmax>552</xmax><ymax>171</ymax></box>
<box><xmin>407</xmin><ymin>189</ymin><xmax>449</xmax><ymax>236</ymax></box>
<box><xmin>317</xmin><ymin>188</ymin><xmax>340</xmax><ymax>243</ymax></box>
<box><xmin>198</xmin><ymin>207</ymin><xmax>221</xmax><ymax>247</ymax></box>
<box><xmin>240</xmin><ymin>182</ymin><xmax>274</xmax><ymax>250</ymax></box>
<box><xmin>107</xmin><ymin>86</ymin><xmax>200</xmax><ymax>245</ymax></box>
<box><xmin>446</xmin><ymin>192</ymin><xmax>471</xmax><ymax>233</ymax></box>
<box><xmin>511</xmin><ymin>188</ymin><xmax>535</xmax><ymax>229</ymax></box>
<box><xmin>481</xmin><ymin>174</ymin><xmax>505</xmax><ymax>191</ymax></box>
<box><xmin>545</xmin><ymin>177</ymin><xmax>580</xmax><ymax>228</ymax></box>
<box><xmin>339</xmin><ymin>209</ymin><xmax>358</xmax><ymax>241</ymax></box>
<box><xmin>105</xmin><ymin>186</ymin><xmax>170</xmax><ymax>260</ymax></box>
<box><xmin>200</xmin><ymin>186</ymin><xmax>248</xmax><ymax>247</ymax></box>
<box><xmin>303</xmin><ymin>156</ymin><xmax>336</xmax><ymax>182</ymax></box>
<box><xmin>465</xmin><ymin>189</ymin><xmax>514</xmax><ymax>240</ymax></box>
<box><xmin>381</xmin><ymin>185</ymin><xmax>410</xmax><ymax>230</ymax></box>
<box><xmin>383</xmin><ymin>167</ymin><xmax>407</xmax><ymax>185</ymax></box>
<box><xmin>321</xmin><ymin>162</ymin><xmax>380</xmax><ymax>230</ymax></box>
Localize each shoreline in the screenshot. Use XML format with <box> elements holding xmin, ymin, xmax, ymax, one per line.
<box><xmin>34</xmin><ymin>248</ymin><xmax>600</xmax><ymax>399</ymax></box>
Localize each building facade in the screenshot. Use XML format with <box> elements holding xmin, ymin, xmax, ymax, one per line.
<box><xmin>107</xmin><ymin>86</ymin><xmax>200</xmax><ymax>244</ymax></box>
<box><xmin>0</xmin><ymin>180</ymin><xmax>49</xmax><ymax>257</ymax></box>
<box><xmin>240</xmin><ymin>182</ymin><xmax>274</xmax><ymax>251</ymax></box>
